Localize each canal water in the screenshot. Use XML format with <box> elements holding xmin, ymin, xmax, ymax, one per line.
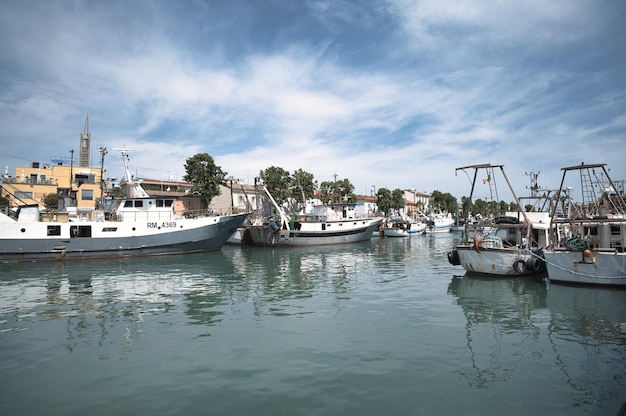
<box><xmin>1</xmin><ymin>234</ymin><xmax>625</xmax><ymax>415</ymax></box>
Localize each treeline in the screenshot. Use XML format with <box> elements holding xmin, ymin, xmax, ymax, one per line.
<box><xmin>183</xmin><ymin>153</ymin><xmax>460</xmax><ymax>215</ymax></box>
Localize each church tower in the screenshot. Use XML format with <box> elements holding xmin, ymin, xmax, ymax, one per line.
<box><xmin>79</xmin><ymin>115</ymin><xmax>91</xmax><ymax>167</ymax></box>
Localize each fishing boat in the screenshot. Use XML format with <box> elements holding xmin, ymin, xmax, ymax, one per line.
<box><xmin>447</xmin><ymin>164</ymin><xmax>549</xmax><ymax>276</ymax></box>
<box><xmin>0</xmin><ymin>150</ymin><xmax>249</xmax><ymax>262</ymax></box>
<box><xmin>425</xmin><ymin>213</ymin><xmax>454</xmax><ymax>234</ymax></box>
<box><xmin>247</xmin><ymin>186</ymin><xmax>382</xmax><ymax>247</ymax></box>
<box><xmin>382</xmin><ymin>217</ymin><xmax>427</xmax><ymax>237</ymax></box>
<box><xmin>543</xmin><ymin>163</ymin><xmax>626</xmax><ymax>286</ymax></box>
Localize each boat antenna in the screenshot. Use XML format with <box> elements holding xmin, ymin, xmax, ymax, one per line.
<box><xmin>112</xmin><ymin>148</ymin><xmax>149</xmax><ymax>198</ymax></box>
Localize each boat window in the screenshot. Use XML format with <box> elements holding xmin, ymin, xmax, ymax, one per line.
<box><xmin>134</xmin><ymin>201</ymin><xmax>144</xmax><ymax>208</ymax></box>
<box><xmin>70</xmin><ymin>225</ymin><xmax>92</xmax><ymax>238</ymax></box>
<box><xmin>102</xmin><ymin>227</ymin><xmax>117</xmax><ymax>232</ymax></box>
<box><xmin>124</xmin><ymin>201</ymin><xmax>133</xmax><ymax>208</ymax></box>
<box><xmin>156</xmin><ymin>199</ymin><xmax>174</xmax><ymax>208</ymax></box>
<box><xmin>47</xmin><ymin>225</ymin><xmax>61</xmax><ymax>236</ymax></box>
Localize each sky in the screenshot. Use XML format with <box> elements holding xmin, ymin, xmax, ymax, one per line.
<box><xmin>1</xmin><ymin>0</ymin><xmax>625</xmax><ymax>202</ymax></box>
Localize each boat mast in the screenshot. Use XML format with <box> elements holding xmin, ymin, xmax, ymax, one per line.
<box><xmin>114</xmin><ymin>148</ymin><xmax>149</xmax><ymax>198</ymax></box>
<box><xmin>262</xmin><ymin>185</ymin><xmax>291</xmax><ymax>229</ymax></box>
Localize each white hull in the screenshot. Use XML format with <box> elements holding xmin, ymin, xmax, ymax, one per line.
<box><xmin>425</xmin><ymin>225</ymin><xmax>452</xmax><ymax>234</ymax></box>
<box><xmin>248</xmin><ymin>218</ymin><xmax>382</xmax><ymax>247</ymax></box>
<box><xmin>0</xmin><ymin>211</ymin><xmax>249</xmax><ymax>262</ymax></box>
<box><xmin>454</xmin><ymin>245</ymin><xmax>544</xmax><ymax>276</ymax></box>
<box><xmin>425</xmin><ymin>216</ymin><xmax>454</xmax><ymax>234</ymax></box>
<box><xmin>383</xmin><ymin>222</ymin><xmax>426</xmax><ymax>237</ymax></box>
<box><xmin>383</xmin><ymin>228</ymin><xmax>409</xmax><ymax>237</ymax></box>
<box><xmin>544</xmin><ymin>250</ymin><xmax>626</xmax><ymax>286</ymax></box>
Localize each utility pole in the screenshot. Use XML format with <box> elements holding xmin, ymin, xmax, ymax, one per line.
<box><xmin>99</xmin><ymin>146</ymin><xmax>107</xmax><ymax>208</ymax></box>
<box><xmin>69</xmin><ymin>149</ymin><xmax>74</xmax><ymax>190</ymax></box>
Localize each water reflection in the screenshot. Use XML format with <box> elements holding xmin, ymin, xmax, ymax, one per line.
<box><xmin>448</xmin><ymin>276</ymin><xmax>547</xmax><ymax>388</ymax></box>
<box><xmin>0</xmin><ymin>254</ymin><xmax>234</xmax><ymax>353</ymax></box>
<box><xmin>448</xmin><ymin>275</ymin><xmax>626</xmax><ymax>408</ymax></box>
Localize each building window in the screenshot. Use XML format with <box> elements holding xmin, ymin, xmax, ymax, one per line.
<box><xmin>82</xmin><ymin>189</ymin><xmax>94</xmax><ymax>201</ymax></box>
<box><xmin>75</xmin><ymin>173</ymin><xmax>96</xmax><ymax>185</ymax></box>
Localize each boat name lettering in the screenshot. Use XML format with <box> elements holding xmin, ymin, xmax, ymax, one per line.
<box><xmin>147</xmin><ymin>221</ymin><xmax>177</xmax><ymax>229</ymax></box>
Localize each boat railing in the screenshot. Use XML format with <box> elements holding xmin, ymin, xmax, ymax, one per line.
<box><xmin>112</xmin><ymin>208</ymin><xmax>233</xmax><ymax>222</ymax></box>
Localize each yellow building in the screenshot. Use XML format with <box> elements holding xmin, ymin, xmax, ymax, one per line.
<box><xmin>1</xmin><ymin>161</ymin><xmax>103</xmax><ymax>210</ymax></box>
<box><xmin>1</xmin><ymin>116</ymin><xmax>106</xmax><ymax>211</ymax></box>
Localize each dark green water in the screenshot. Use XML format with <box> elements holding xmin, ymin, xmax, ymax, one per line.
<box><xmin>1</xmin><ymin>234</ymin><xmax>625</xmax><ymax>415</ymax></box>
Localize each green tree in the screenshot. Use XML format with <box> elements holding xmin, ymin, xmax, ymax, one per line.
<box><xmin>335</xmin><ymin>178</ymin><xmax>355</xmax><ymax>203</ymax></box>
<box><xmin>391</xmin><ymin>188</ymin><xmax>406</xmax><ymax>212</ymax></box>
<box><xmin>319</xmin><ymin>181</ymin><xmax>335</xmax><ymax>204</ymax></box>
<box><xmin>259</xmin><ymin>166</ymin><xmax>291</xmax><ymax>205</ymax></box>
<box><xmin>319</xmin><ymin>178</ymin><xmax>355</xmax><ymax>204</ymax></box>
<box><xmin>431</xmin><ymin>190</ymin><xmax>457</xmax><ymax>214</ymax></box>
<box><xmin>183</xmin><ymin>153</ymin><xmax>226</xmax><ymax>207</ymax></box>
<box><xmin>42</xmin><ymin>193</ymin><xmax>64</xmax><ymax>210</ymax></box>
<box><xmin>461</xmin><ymin>196</ymin><xmax>472</xmax><ymax>219</ymax></box>
<box><xmin>291</xmin><ymin>169</ymin><xmax>317</xmax><ymax>207</ymax></box>
<box><xmin>473</xmin><ymin>198</ymin><xmax>488</xmax><ymax>217</ymax></box>
<box><xmin>376</xmin><ymin>188</ymin><xmax>393</xmax><ymax>216</ymax></box>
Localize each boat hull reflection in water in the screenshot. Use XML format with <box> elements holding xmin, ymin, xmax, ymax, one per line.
<box><xmin>1</xmin><ymin>234</ymin><xmax>625</xmax><ymax>416</ymax></box>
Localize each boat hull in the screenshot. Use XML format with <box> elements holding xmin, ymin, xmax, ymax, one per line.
<box><xmin>248</xmin><ymin>219</ymin><xmax>382</xmax><ymax>247</ymax></box>
<box><xmin>0</xmin><ymin>213</ymin><xmax>249</xmax><ymax>263</ymax></box>
<box><xmin>543</xmin><ymin>250</ymin><xmax>626</xmax><ymax>286</ymax></box>
<box><xmin>383</xmin><ymin>228</ymin><xmax>409</xmax><ymax>237</ymax></box>
<box><xmin>453</xmin><ymin>245</ymin><xmax>544</xmax><ymax>276</ymax></box>
<box><xmin>425</xmin><ymin>226</ymin><xmax>451</xmax><ymax>234</ymax></box>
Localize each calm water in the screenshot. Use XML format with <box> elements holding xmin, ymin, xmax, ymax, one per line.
<box><xmin>1</xmin><ymin>234</ymin><xmax>625</xmax><ymax>416</ymax></box>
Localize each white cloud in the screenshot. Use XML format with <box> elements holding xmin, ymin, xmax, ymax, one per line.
<box><xmin>0</xmin><ymin>0</ymin><xmax>624</xmax><ymax>201</ymax></box>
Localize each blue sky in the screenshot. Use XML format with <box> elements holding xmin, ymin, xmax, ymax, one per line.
<box><xmin>1</xmin><ymin>0</ymin><xmax>625</xmax><ymax>201</ymax></box>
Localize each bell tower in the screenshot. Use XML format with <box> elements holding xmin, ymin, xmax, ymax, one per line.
<box><xmin>79</xmin><ymin>115</ymin><xmax>90</xmax><ymax>167</ymax></box>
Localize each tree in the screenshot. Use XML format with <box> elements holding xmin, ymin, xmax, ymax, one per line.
<box><xmin>336</xmin><ymin>178</ymin><xmax>355</xmax><ymax>203</ymax></box>
<box><xmin>376</xmin><ymin>188</ymin><xmax>393</xmax><ymax>216</ymax></box>
<box><xmin>259</xmin><ymin>166</ymin><xmax>291</xmax><ymax>205</ymax></box>
<box><xmin>319</xmin><ymin>177</ymin><xmax>355</xmax><ymax>204</ymax></box>
<box><xmin>42</xmin><ymin>193</ymin><xmax>64</xmax><ymax>210</ymax></box>
<box><xmin>461</xmin><ymin>196</ymin><xmax>472</xmax><ymax>219</ymax></box>
<box><xmin>473</xmin><ymin>198</ymin><xmax>488</xmax><ymax>217</ymax></box>
<box><xmin>291</xmin><ymin>169</ymin><xmax>317</xmax><ymax>207</ymax></box>
<box><xmin>431</xmin><ymin>190</ymin><xmax>457</xmax><ymax>214</ymax></box>
<box><xmin>319</xmin><ymin>181</ymin><xmax>335</xmax><ymax>204</ymax></box>
<box><xmin>183</xmin><ymin>153</ymin><xmax>226</xmax><ymax>207</ymax></box>
<box><xmin>391</xmin><ymin>188</ymin><xmax>406</xmax><ymax>212</ymax></box>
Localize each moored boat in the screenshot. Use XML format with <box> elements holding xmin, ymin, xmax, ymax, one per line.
<box><xmin>425</xmin><ymin>213</ymin><xmax>454</xmax><ymax>234</ymax></box>
<box><xmin>0</xmin><ymin>150</ymin><xmax>249</xmax><ymax>262</ymax></box>
<box><xmin>382</xmin><ymin>217</ymin><xmax>426</xmax><ymax>237</ymax></box>
<box><xmin>447</xmin><ymin>164</ymin><xmax>549</xmax><ymax>276</ymax></box>
<box><xmin>247</xmin><ymin>186</ymin><xmax>382</xmax><ymax>247</ymax></box>
<box><xmin>543</xmin><ymin>163</ymin><xmax>626</xmax><ymax>286</ymax></box>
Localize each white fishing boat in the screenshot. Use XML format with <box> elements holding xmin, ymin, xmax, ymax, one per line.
<box><xmin>425</xmin><ymin>213</ymin><xmax>454</xmax><ymax>234</ymax></box>
<box><xmin>447</xmin><ymin>164</ymin><xmax>549</xmax><ymax>276</ymax></box>
<box><xmin>382</xmin><ymin>218</ymin><xmax>426</xmax><ymax>237</ymax></box>
<box><xmin>543</xmin><ymin>163</ymin><xmax>626</xmax><ymax>286</ymax></box>
<box><xmin>247</xmin><ymin>186</ymin><xmax>382</xmax><ymax>247</ymax></box>
<box><xmin>0</xmin><ymin>150</ymin><xmax>249</xmax><ymax>262</ymax></box>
